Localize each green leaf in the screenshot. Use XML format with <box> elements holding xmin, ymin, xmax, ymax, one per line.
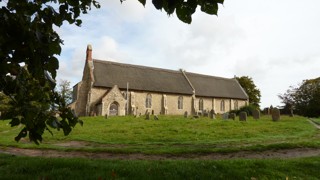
<box><xmin>176</xmin><ymin>3</ymin><xmax>192</xmax><ymax>24</ymax></box>
<box><xmin>152</xmin><ymin>0</ymin><xmax>163</xmax><ymax>10</ymax></box>
<box><xmin>138</xmin><ymin>0</ymin><xmax>146</xmax><ymax>6</ymax></box>
<box><xmin>200</xmin><ymin>1</ymin><xmax>218</xmax><ymax>15</ymax></box>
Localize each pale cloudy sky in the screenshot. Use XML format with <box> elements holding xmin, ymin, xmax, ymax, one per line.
<box><xmin>56</xmin><ymin>0</ymin><xmax>320</xmax><ymax>108</ymax></box>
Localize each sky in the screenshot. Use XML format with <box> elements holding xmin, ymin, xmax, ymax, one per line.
<box><xmin>56</xmin><ymin>0</ymin><xmax>320</xmax><ymax>108</ymax></box>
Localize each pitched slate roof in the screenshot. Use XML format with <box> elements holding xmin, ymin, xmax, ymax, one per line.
<box><xmin>91</xmin><ymin>59</ymin><xmax>248</xmax><ymax>100</ymax></box>
<box><xmin>185</xmin><ymin>72</ymin><xmax>248</xmax><ymax>99</ymax></box>
<box><xmin>92</xmin><ymin>60</ymin><xmax>194</xmax><ymax>95</ymax></box>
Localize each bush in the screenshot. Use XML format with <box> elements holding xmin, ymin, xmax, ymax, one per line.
<box><xmin>229</xmin><ymin>104</ymin><xmax>258</xmax><ymax>116</ymax></box>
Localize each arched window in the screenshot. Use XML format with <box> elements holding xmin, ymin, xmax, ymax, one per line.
<box><xmin>234</xmin><ymin>100</ymin><xmax>239</xmax><ymax>110</ymax></box>
<box><xmin>178</xmin><ymin>96</ymin><xmax>183</xmax><ymax>109</ymax></box>
<box><xmin>199</xmin><ymin>98</ymin><xmax>203</xmax><ymax>111</ymax></box>
<box><xmin>220</xmin><ymin>100</ymin><xmax>225</xmax><ymax>112</ymax></box>
<box><xmin>145</xmin><ymin>93</ymin><xmax>152</xmax><ymax>108</ymax></box>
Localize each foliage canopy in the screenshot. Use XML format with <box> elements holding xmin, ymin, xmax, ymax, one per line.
<box><xmin>236</xmin><ymin>76</ymin><xmax>261</xmax><ymax>108</ymax></box>
<box><xmin>0</xmin><ymin>0</ymin><xmax>223</xmax><ymax>144</ymax></box>
<box><xmin>279</xmin><ymin>77</ymin><xmax>320</xmax><ymax>117</ymax></box>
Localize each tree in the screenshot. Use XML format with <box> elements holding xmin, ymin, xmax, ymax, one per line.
<box><xmin>279</xmin><ymin>77</ymin><xmax>320</xmax><ymax>117</ymax></box>
<box><xmin>236</xmin><ymin>76</ymin><xmax>261</xmax><ymax>108</ymax></box>
<box><xmin>57</xmin><ymin>80</ymin><xmax>73</xmax><ymax>106</ymax></box>
<box><xmin>133</xmin><ymin>0</ymin><xmax>224</xmax><ymax>24</ymax></box>
<box><xmin>0</xmin><ymin>0</ymin><xmax>223</xmax><ymax>144</ymax></box>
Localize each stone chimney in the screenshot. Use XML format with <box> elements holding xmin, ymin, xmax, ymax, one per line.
<box><xmin>86</xmin><ymin>44</ymin><xmax>92</xmax><ymax>61</ymax></box>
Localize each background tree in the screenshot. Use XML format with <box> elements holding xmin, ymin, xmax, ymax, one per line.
<box><xmin>236</xmin><ymin>76</ymin><xmax>261</xmax><ymax>108</ymax></box>
<box><xmin>279</xmin><ymin>77</ymin><xmax>320</xmax><ymax>117</ymax></box>
<box><xmin>57</xmin><ymin>80</ymin><xmax>73</xmax><ymax>106</ymax></box>
<box><xmin>0</xmin><ymin>0</ymin><xmax>224</xmax><ymax>144</ymax></box>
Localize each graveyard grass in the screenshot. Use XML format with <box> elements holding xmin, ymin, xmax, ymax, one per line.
<box><xmin>1</xmin><ymin>115</ymin><xmax>320</xmax><ymax>179</ymax></box>
<box><xmin>0</xmin><ymin>115</ymin><xmax>320</xmax><ymax>153</ymax></box>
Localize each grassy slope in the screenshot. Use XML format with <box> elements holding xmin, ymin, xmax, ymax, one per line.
<box><xmin>0</xmin><ymin>115</ymin><xmax>320</xmax><ymax>153</ymax></box>
<box><xmin>0</xmin><ymin>154</ymin><xmax>319</xmax><ymax>180</ymax></box>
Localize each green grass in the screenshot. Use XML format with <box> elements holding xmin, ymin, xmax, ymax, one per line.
<box><xmin>1</xmin><ymin>115</ymin><xmax>320</xmax><ymax>154</ymax></box>
<box><xmin>0</xmin><ymin>153</ymin><xmax>319</xmax><ymax>180</ymax></box>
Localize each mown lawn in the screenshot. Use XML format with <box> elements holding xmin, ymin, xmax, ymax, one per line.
<box><xmin>0</xmin><ymin>153</ymin><xmax>319</xmax><ymax>180</ymax></box>
<box><xmin>0</xmin><ymin>115</ymin><xmax>319</xmax><ymax>154</ymax></box>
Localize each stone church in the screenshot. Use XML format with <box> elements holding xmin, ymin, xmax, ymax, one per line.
<box><xmin>70</xmin><ymin>45</ymin><xmax>249</xmax><ymax>117</ymax></box>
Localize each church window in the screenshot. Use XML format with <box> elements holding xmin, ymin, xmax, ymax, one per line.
<box><xmin>199</xmin><ymin>98</ymin><xmax>204</xmax><ymax>111</ymax></box>
<box><xmin>234</xmin><ymin>100</ymin><xmax>239</xmax><ymax>110</ymax></box>
<box><xmin>220</xmin><ymin>100</ymin><xmax>225</xmax><ymax>112</ymax></box>
<box><xmin>146</xmin><ymin>93</ymin><xmax>152</xmax><ymax>108</ymax></box>
<box><xmin>178</xmin><ymin>96</ymin><xmax>183</xmax><ymax>109</ymax></box>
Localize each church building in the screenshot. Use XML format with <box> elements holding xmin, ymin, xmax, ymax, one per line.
<box><xmin>70</xmin><ymin>45</ymin><xmax>249</xmax><ymax>117</ymax></box>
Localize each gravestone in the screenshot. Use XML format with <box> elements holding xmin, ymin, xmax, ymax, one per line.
<box><xmin>145</xmin><ymin>112</ymin><xmax>150</xmax><ymax>120</ymax></box>
<box><xmin>272</xmin><ymin>108</ymin><xmax>280</xmax><ymax>121</ymax></box>
<box><xmin>210</xmin><ymin>109</ymin><xmax>216</xmax><ymax>119</ymax></box>
<box><xmin>229</xmin><ymin>113</ymin><xmax>236</xmax><ymax>120</ymax></box>
<box><xmin>154</xmin><ymin>115</ymin><xmax>159</xmax><ymax>120</ymax></box>
<box><xmin>184</xmin><ymin>111</ymin><xmax>188</xmax><ymax>118</ymax></box>
<box><xmin>252</xmin><ymin>109</ymin><xmax>260</xmax><ymax>120</ymax></box>
<box><xmin>222</xmin><ymin>113</ymin><xmax>229</xmax><ymax>120</ymax></box>
<box><xmin>145</xmin><ymin>110</ymin><xmax>149</xmax><ymax>116</ymax></box>
<box><xmin>239</xmin><ymin>111</ymin><xmax>247</xmax><ymax>121</ymax></box>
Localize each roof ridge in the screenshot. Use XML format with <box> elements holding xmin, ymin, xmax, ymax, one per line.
<box><xmin>186</xmin><ymin>72</ymin><xmax>233</xmax><ymax>81</ymax></box>
<box><xmin>93</xmin><ymin>59</ymin><xmax>182</xmax><ymax>74</ymax></box>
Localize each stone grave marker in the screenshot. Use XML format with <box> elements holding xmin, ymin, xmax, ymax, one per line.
<box><xmin>229</xmin><ymin>113</ymin><xmax>236</xmax><ymax>120</ymax></box>
<box><xmin>252</xmin><ymin>109</ymin><xmax>260</xmax><ymax>120</ymax></box>
<box><xmin>184</xmin><ymin>111</ymin><xmax>188</xmax><ymax>118</ymax></box>
<box><xmin>272</xmin><ymin>108</ymin><xmax>280</xmax><ymax>121</ymax></box>
<box><xmin>222</xmin><ymin>113</ymin><xmax>229</xmax><ymax>120</ymax></box>
<box><xmin>154</xmin><ymin>115</ymin><xmax>159</xmax><ymax>120</ymax></box>
<box><xmin>145</xmin><ymin>112</ymin><xmax>150</xmax><ymax>120</ymax></box>
<box><xmin>239</xmin><ymin>111</ymin><xmax>247</xmax><ymax>121</ymax></box>
<box><xmin>210</xmin><ymin>109</ymin><xmax>216</xmax><ymax>119</ymax></box>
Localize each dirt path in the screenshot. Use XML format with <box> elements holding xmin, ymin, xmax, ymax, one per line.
<box><xmin>1</xmin><ymin>146</ymin><xmax>320</xmax><ymax>160</ymax></box>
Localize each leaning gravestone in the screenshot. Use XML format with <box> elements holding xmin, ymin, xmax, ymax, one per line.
<box><xmin>272</xmin><ymin>108</ymin><xmax>280</xmax><ymax>121</ymax></box>
<box><xmin>239</xmin><ymin>111</ymin><xmax>247</xmax><ymax>121</ymax></box>
<box><xmin>210</xmin><ymin>109</ymin><xmax>216</xmax><ymax>119</ymax></box>
<box><xmin>145</xmin><ymin>112</ymin><xmax>150</xmax><ymax>120</ymax></box>
<box><xmin>252</xmin><ymin>109</ymin><xmax>260</xmax><ymax>120</ymax></box>
<box><xmin>154</xmin><ymin>115</ymin><xmax>159</xmax><ymax>120</ymax></box>
<box><xmin>229</xmin><ymin>113</ymin><xmax>236</xmax><ymax>120</ymax></box>
<box><xmin>184</xmin><ymin>111</ymin><xmax>188</xmax><ymax>118</ymax></box>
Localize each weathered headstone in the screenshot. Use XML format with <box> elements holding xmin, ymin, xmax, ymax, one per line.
<box><xmin>154</xmin><ymin>115</ymin><xmax>159</xmax><ymax>120</ymax></box>
<box><xmin>229</xmin><ymin>113</ymin><xmax>236</xmax><ymax>120</ymax></box>
<box><xmin>239</xmin><ymin>111</ymin><xmax>247</xmax><ymax>121</ymax></box>
<box><xmin>184</xmin><ymin>111</ymin><xmax>188</xmax><ymax>118</ymax></box>
<box><xmin>272</xmin><ymin>108</ymin><xmax>280</xmax><ymax>121</ymax></box>
<box><xmin>252</xmin><ymin>109</ymin><xmax>260</xmax><ymax>120</ymax></box>
<box><xmin>222</xmin><ymin>113</ymin><xmax>229</xmax><ymax>120</ymax></box>
<box><xmin>145</xmin><ymin>112</ymin><xmax>150</xmax><ymax>120</ymax></box>
<box><xmin>210</xmin><ymin>109</ymin><xmax>216</xmax><ymax>119</ymax></box>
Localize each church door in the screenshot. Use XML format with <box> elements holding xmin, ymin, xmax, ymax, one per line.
<box><xmin>109</xmin><ymin>102</ymin><xmax>118</xmax><ymax>116</ymax></box>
